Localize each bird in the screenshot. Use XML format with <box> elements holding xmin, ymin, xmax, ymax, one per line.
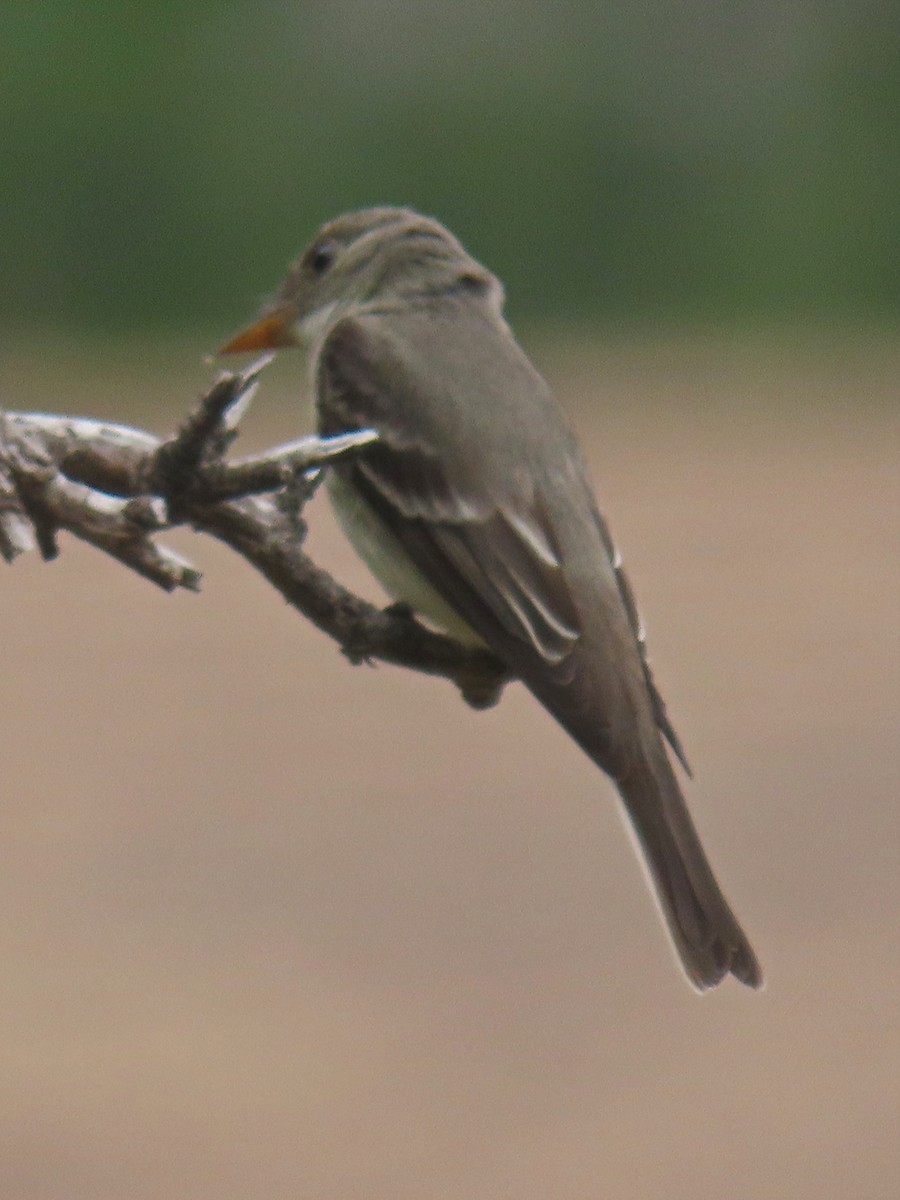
<box><xmin>220</xmin><ymin>206</ymin><xmax>762</xmax><ymax>990</ymax></box>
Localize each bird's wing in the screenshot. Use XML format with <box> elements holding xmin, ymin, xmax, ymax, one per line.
<box><xmin>589</xmin><ymin>505</ymin><xmax>691</xmax><ymax>774</ymax></box>
<box><xmin>317</xmin><ymin>314</ymin><xmax>583</xmax><ymax>669</ymax></box>
<box><xmin>317</xmin><ymin>311</ymin><xmax>689</xmax><ymax>774</ymax></box>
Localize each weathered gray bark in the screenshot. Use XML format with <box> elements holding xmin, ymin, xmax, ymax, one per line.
<box><xmin>0</xmin><ymin>355</ymin><xmax>508</xmax><ymax>709</ymax></box>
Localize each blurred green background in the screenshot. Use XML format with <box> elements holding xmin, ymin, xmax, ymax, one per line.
<box><xmin>1</xmin><ymin>0</ymin><xmax>897</xmax><ymax>338</ymax></box>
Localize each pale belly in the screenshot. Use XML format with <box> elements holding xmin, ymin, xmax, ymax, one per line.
<box><xmin>327</xmin><ymin>472</ymin><xmax>484</xmax><ymax>647</ymax></box>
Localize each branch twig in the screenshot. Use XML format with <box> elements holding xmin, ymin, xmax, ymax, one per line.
<box><xmin>0</xmin><ymin>359</ymin><xmax>509</xmax><ymax>709</ymax></box>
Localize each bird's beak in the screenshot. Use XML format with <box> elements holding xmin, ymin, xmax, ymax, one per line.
<box><xmin>218</xmin><ymin>303</ymin><xmax>300</xmax><ymax>354</ymax></box>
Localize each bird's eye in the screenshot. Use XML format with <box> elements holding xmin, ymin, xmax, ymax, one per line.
<box><xmin>306</xmin><ymin>241</ymin><xmax>336</xmax><ymax>275</ymax></box>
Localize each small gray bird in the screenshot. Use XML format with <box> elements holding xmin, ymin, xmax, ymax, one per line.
<box><xmin>221</xmin><ymin>207</ymin><xmax>761</xmax><ymax>990</ymax></box>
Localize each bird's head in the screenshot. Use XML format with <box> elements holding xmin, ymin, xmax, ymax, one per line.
<box><xmin>219</xmin><ymin>206</ymin><xmax>501</xmax><ymax>355</ymax></box>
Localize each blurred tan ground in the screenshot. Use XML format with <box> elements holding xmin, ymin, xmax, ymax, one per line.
<box><xmin>1</xmin><ymin>332</ymin><xmax>897</xmax><ymax>1200</ymax></box>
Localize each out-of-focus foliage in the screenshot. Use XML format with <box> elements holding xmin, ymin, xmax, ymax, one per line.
<box><xmin>1</xmin><ymin>0</ymin><xmax>896</xmax><ymax>331</ymax></box>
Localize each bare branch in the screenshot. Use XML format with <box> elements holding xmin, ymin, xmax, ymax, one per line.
<box><xmin>199</xmin><ymin>430</ymin><xmax>380</xmax><ymax>502</ymax></box>
<box><xmin>0</xmin><ymin>423</ymin><xmax>38</xmax><ymax>561</ymax></box>
<box><xmin>0</xmin><ymin>359</ymin><xmax>510</xmax><ymax>709</ymax></box>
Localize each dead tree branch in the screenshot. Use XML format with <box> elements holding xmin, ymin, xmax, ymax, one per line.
<box><xmin>0</xmin><ymin>357</ymin><xmax>509</xmax><ymax>709</ymax></box>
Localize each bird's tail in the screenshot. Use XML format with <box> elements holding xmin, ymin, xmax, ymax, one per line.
<box><xmin>617</xmin><ymin>747</ymin><xmax>762</xmax><ymax>991</ymax></box>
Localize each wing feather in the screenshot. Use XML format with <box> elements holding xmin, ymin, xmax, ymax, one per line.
<box><xmin>317</xmin><ymin>313</ymin><xmax>686</xmax><ymax>765</ymax></box>
<box><xmin>591</xmin><ymin>505</ymin><xmax>691</xmax><ymax>774</ymax></box>
<box><xmin>318</xmin><ymin>317</ymin><xmax>581</xmax><ymax>665</ymax></box>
